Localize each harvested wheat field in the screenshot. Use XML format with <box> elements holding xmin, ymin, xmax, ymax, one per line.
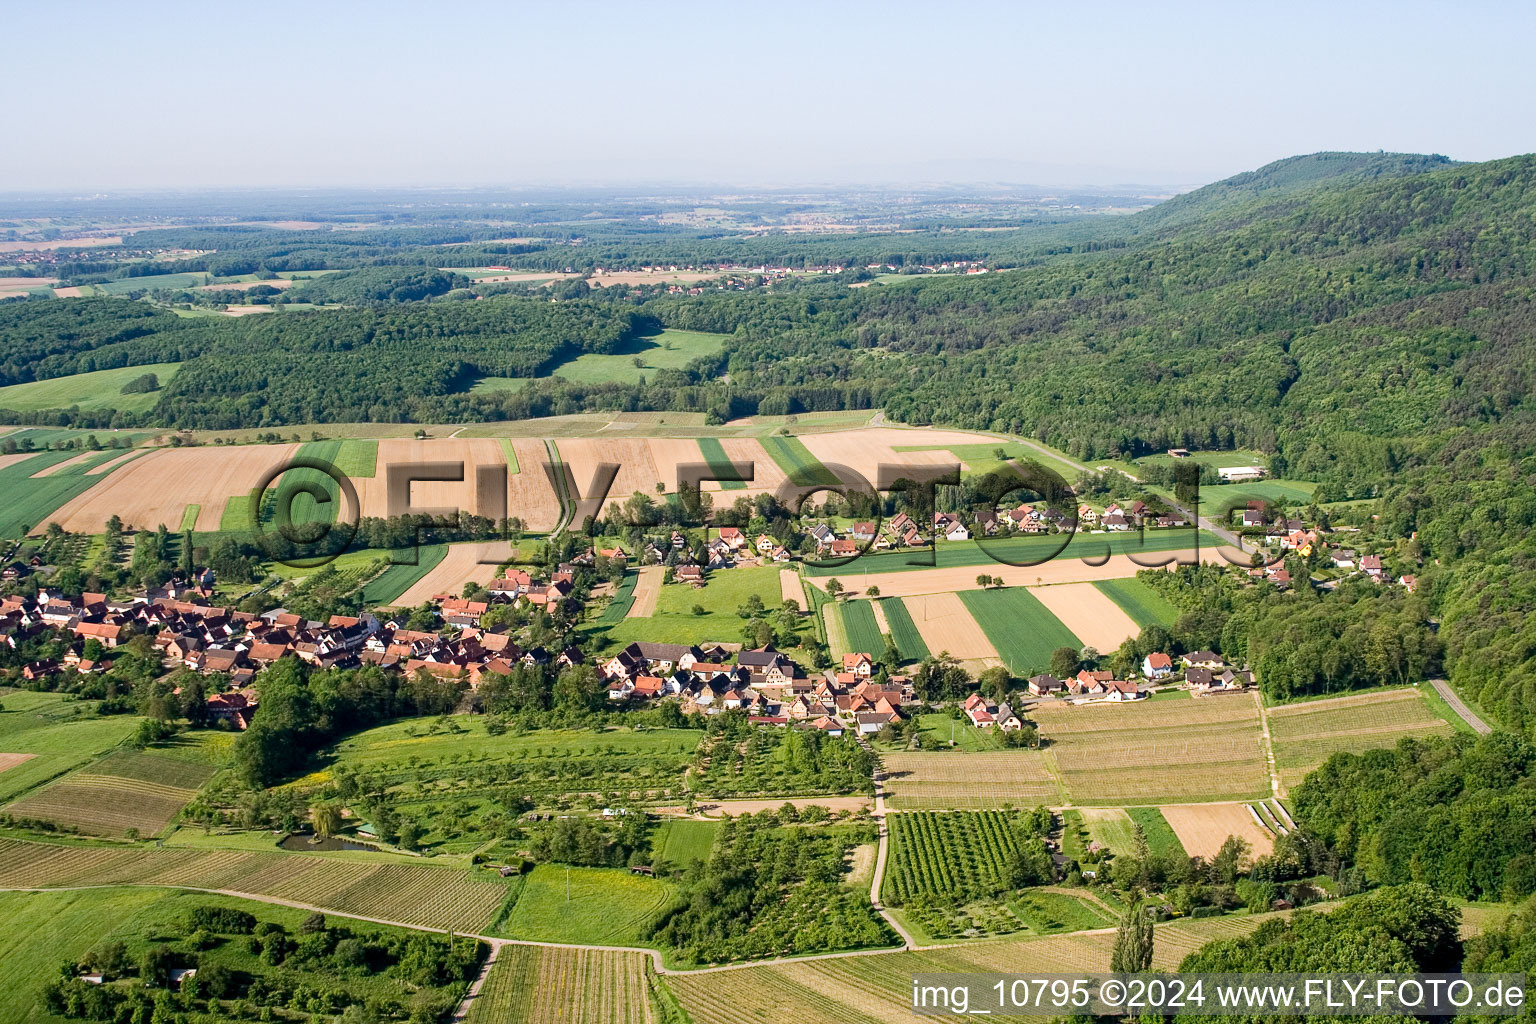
<box><xmin>0</xmin><ymin>754</ymin><xmax>36</xmax><ymax>774</ymax></box>
<box><xmin>358</xmin><ymin>438</ymin><xmax>561</xmax><ymax>528</ymax></box>
<box><xmin>900</xmin><ymin>593</ymin><xmax>999</xmax><ymax>661</ymax></box>
<box><xmin>52</xmin><ymin>286</ymin><xmax>87</xmax><ymax>298</ymax></box>
<box><xmin>1160</xmin><ymin>803</ymin><xmax>1275</xmax><ymax>860</ymax></box>
<box><xmin>799</xmin><ymin>426</ymin><xmax>987</xmax><ymax>483</ymax></box>
<box><xmin>627</xmin><ymin>565</ymin><xmax>664</xmax><ymax>618</ymax></box>
<box><xmin>503</xmin><ymin>438</ymin><xmax>561</xmax><ymax>531</ymax></box>
<box><xmin>39</xmin><ymin>443</ymin><xmax>299</xmax><ymax>533</ymax></box>
<box><xmin>393</xmin><ymin>540</ymin><xmax>514</xmax><ymax>607</ymax></box>
<box><xmin>779</xmin><ymin>569</ymin><xmax>805</xmax><ymax>610</ymax></box>
<box><xmin>814</xmin><ymin>550</ymin><xmax>1214</xmax><ymax>598</ymax></box>
<box><xmin>28</xmin><ymin>450</ymin><xmax>100</xmax><ymax>478</ymax></box>
<box><xmin>220</xmin><ymin>305</ymin><xmax>271</xmax><ymax>316</ymax></box>
<box><xmin>554</xmin><ymin>438</ymin><xmax>661</xmax><ymax>519</ymax></box>
<box><xmin>881</xmin><ymin>751</ymin><xmax>1061</xmax><ymax>809</ymax></box>
<box><xmin>719</xmin><ymin>437</ymin><xmax>788</xmax><ymax>495</ymax></box>
<box><xmin>1030</xmin><ymin>582</ymin><xmax>1142</xmax><ymax>652</ymax></box>
<box><xmin>85</xmin><ymin>449</ymin><xmax>148</xmax><ymax>475</ymax></box>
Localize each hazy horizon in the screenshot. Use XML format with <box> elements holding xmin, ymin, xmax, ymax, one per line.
<box><xmin>6</xmin><ymin>0</ymin><xmax>1533</xmax><ymax>192</ymax></box>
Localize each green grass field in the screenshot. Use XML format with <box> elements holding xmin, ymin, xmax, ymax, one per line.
<box><xmin>498</xmin><ymin>437</ymin><xmax>521</xmax><ymax>474</ymax></box>
<box><xmin>1078</xmin><ymin>807</ymin><xmax>1139</xmax><ymax>856</ymax></box>
<box><xmin>696</xmin><ymin>436</ymin><xmax>746</xmax><ymax>490</ymax></box>
<box><xmin>1128</xmin><ymin>806</ymin><xmax>1188</xmax><ymax>858</ymax></box>
<box><xmin>1092</xmin><ymin>577</ymin><xmax>1180</xmax><ymax>629</ymax></box>
<box><xmin>910</xmin><ymin>712</ymin><xmax>1003</xmax><ymax>751</ymax></box>
<box><xmin>177</xmin><ymin>503</ymin><xmax>200</xmax><ymax>531</ymax></box>
<box><xmin>93</xmin><ymin>271</ymin><xmax>213</xmax><ymax>295</ymax></box>
<box><xmin>878</xmin><ymin>597</ymin><xmax>931</xmax><ymax>661</ymax></box>
<box><xmin>497</xmin><ymin>864</ymin><xmax>676</xmax><ymax>946</ymax></box>
<box><xmin>804</xmin><ymin>529</ymin><xmax>1222</xmax><ymax>576</ymax></box>
<box><xmin>0</xmin><ymin>449</ymin><xmax>132</xmax><ymax>538</ymax></box>
<box><xmin>0</xmin><ymin>691</ymin><xmax>143</xmax><ymax>805</ymax></box>
<box><xmin>1198</xmin><ymin>480</ymin><xmax>1317</xmax><ymax>516</ymax></box>
<box><xmin>759</xmin><ymin>434</ymin><xmax>840</xmax><ymax>487</ymax></box>
<box><xmin>299</xmin><ymin>437</ymin><xmax>379</xmax><ymax>478</ymax></box>
<box><xmin>597</xmin><ymin>565</ymin><xmax>788</xmax><ymax>648</ymax></box>
<box><xmin>471</xmin><ymin>328</ymin><xmax>728</xmax><ymax>391</ymax></box>
<box><xmin>1136</xmin><ymin>449</ymin><xmax>1271</xmax><ymax>471</ymax></box>
<box><xmin>838</xmin><ymin>600</ymin><xmax>884</xmax><ymax>656</ymax></box>
<box><xmin>593</xmin><ymin>569</ymin><xmax>640</xmax><ymax>624</ymax></box>
<box><xmin>959</xmin><ymin>587</ymin><xmax>1082</xmax><ymax>675</ymax></box>
<box><xmin>358</xmin><ymin>543</ymin><xmax>449</xmax><ymax>605</ymax></box>
<box><xmin>653</xmin><ymin>818</ymin><xmax>720</xmax><ymax>869</ymax></box>
<box><xmin>0</xmin><ymin>362</ymin><xmax>181</xmax><ymax>413</ymax></box>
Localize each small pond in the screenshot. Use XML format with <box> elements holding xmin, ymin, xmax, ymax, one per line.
<box><xmin>279</xmin><ymin>832</ymin><xmax>381</xmax><ymax>853</ymax></box>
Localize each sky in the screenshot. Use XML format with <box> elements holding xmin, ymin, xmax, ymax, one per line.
<box><xmin>5</xmin><ymin>0</ymin><xmax>1534</xmax><ymax>191</ymax></box>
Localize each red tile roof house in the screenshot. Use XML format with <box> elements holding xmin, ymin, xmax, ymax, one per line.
<box><xmin>1141</xmin><ymin>652</ymin><xmax>1173</xmax><ymax>679</ymax></box>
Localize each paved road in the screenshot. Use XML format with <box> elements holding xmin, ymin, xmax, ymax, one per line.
<box><xmin>1431</xmin><ymin>678</ymin><xmax>1491</xmax><ymax>734</ymax></box>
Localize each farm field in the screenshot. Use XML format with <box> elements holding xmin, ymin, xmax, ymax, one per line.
<box><xmin>0</xmin><ymin>837</ymin><xmax>510</xmax><ymax>932</ymax></box>
<box><xmin>814</xmin><ymin>544</ymin><xmax>1225</xmax><ymax>598</ymax></box>
<box><xmin>1160</xmin><ymin>803</ymin><xmax>1276</xmax><ymax>859</ymax></box>
<box><xmin>598</xmin><ymin>565</ymin><xmax>788</xmax><ymax>648</ymax></box>
<box><xmin>626</xmin><ymin>564</ymin><xmax>664</xmax><ymax>618</ymax></box>
<box><xmin>1028</xmin><ymin>582</ymin><xmax>1140</xmax><ymax>653</ymax></box>
<box><xmin>1127</xmin><ymin>806</ymin><xmax>1187</xmax><ymax>858</ymax></box>
<box><xmin>652</xmin><ymin>818</ymin><xmax>720</xmax><ymax>869</ymax></box>
<box><xmin>959</xmin><ymin>587</ymin><xmax>1081</xmax><ymax>676</ymax></box>
<box><xmin>696</xmin><ymin>435</ymin><xmax>747</xmax><ymax>489</ymax></box>
<box><xmin>879</xmin><ymin>596</ymin><xmax>931</xmax><ymax>661</ymax></box>
<box><xmin>837</xmin><ymin>600</ymin><xmax>885</xmax><ymax>656</ymax></box>
<box><xmin>390</xmin><ymin>539</ymin><xmax>512</xmax><ymax>606</ymax></box>
<box><xmin>666</xmin><ymin>913</ymin><xmax>1282</xmax><ymax>1024</ymax></box>
<box><xmin>881</xmin><ymin>751</ymin><xmax>1061</xmax><ymax>809</ymax></box>
<box><xmin>1197</xmin><ymin>479</ymin><xmax>1317</xmax><ymax>513</ymax></box>
<box><xmin>5</xmin><ymin>750</ymin><xmax>216</xmax><ymax>837</ymax></box>
<box><xmin>800</xmin><ymin>426</ymin><xmax>997</xmax><ymax>484</ymax></box>
<box><xmin>900</xmin><ymin>592</ymin><xmax>999</xmax><ymax>666</ymax></box>
<box><xmin>2</xmin><ymin>448</ymin><xmax>133</xmax><ymax>537</ymax></box>
<box><xmin>1078</xmin><ymin>806</ymin><xmax>1139</xmax><ymax>856</ymax></box>
<box><xmin>803</xmin><ymin>529</ymin><xmax>1222</xmax><ymax>577</ymax></box>
<box><xmin>473</xmin><ymin>328</ymin><xmax>729</xmax><ymax>389</ymax></box>
<box><xmin>1093</xmin><ymin>576</ymin><xmax>1181</xmax><ymax>629</ymax></box>
<box><xmin>1033</xmin><ymin>698</ymin><xmax>1270</xmax><ymax>805</ymax></box>
<box><xmin>0</xmin><ymin>361</ymin><xmax>181</xmax><ymax>413</ymax></box>
<box><xmin>37</xmin><ymin>442</ymin><xmax>299</xmax><ymax>534</ymax></box>
<box><xmin>0</xmin><ymin>690</ymin><xmax>143</xmax><ymax>805</ymax></box>
<box><xmin>1266</xmin><ymin>687</ymin><xmax>1454</xmax><ymax>789</ymax></box>
<box><xmin>469</xmin><ymin>945</ymin><xmax>656</xmax><ymax>1024</ymax></box>
<box><xmin>780</xmin><ymin>567</ymin><xmax>805</xmax><ymax>610</ymax></box>
<box><xmin>758</xmin><ymin>433</ymin><xmax>840</xmax><ymax>487</ymax></box>
<box><xmin>594</xmin><ymin>569</ymin><xmax>641</xmax><ymax>624</ymax></box>
<box><xmin>883</xmin><ymin>810</ymin><xmax>1030</xmax><ymax>904</ymax></box>
<box><xmin>497</xmin><ymin>864</ymin><xmax>675</xmax><ymax>946</ymax></box>
<box><xmin>357</xmin><ymin>542</ymin><xmax>449</xmax><ymax>605</ymax></box>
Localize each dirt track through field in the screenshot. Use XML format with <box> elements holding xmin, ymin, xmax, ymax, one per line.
<box><xmin>627</xmin><ymin>566</ymin><xmax>664</xmax><ymax>618</ymax></box>
<box><xmin>1160</xmin><ymin>803</ymin><xmax>1275</xmax><ymax>859</ymax></box>
<box><xmin>902</xmin><ymin>593</ymin><xmax>999</xmax><ymax>661</ymax></box>
<box><xmin>812</xmin><ymin>549</ymin><xmax>1216</xmax><ymax>598</ymax></box>
<box><xmin>779</xmin><ymin>569</ymin><xmax>804</xmax><ymax>610</ymax></box>
<box><xmin>1030</xmin><ymin>582</ymin><xmax>1142</xmax><ymax>652</ymax></box>
<box><xmin>392</xmin><ymin>541</ymin><xmax>513</xmax><ymax>607</ymax></box>
<box><xmin>38</xmin><ymin>444</ymin><xmax>300</xmax><ymax>533</ymax></box>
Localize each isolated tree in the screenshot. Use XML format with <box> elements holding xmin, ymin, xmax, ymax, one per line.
<box><xmin>826</xmin><ymin>578</ymin><xmax>843</xmax><ymax>599</ymax></box>
<box><xmin>311</xmin><ymin>803</ymin><xmax>341</xmax><ymax>840</ymax></box>
<box><xmin>1110</xmin><ymin>896</ymin><xmax>1154</xmax><ymax>974</ymax></box>
<box><xmin>866</xmin><ymin>585</ymin><xmax>880</xmax><ymax>597</ymax></box>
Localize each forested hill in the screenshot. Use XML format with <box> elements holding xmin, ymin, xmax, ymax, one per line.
<box><xmin>1129</xmin><ymin>150</ymin><xmax>1460</xmax><ymax>233</ymax></box>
